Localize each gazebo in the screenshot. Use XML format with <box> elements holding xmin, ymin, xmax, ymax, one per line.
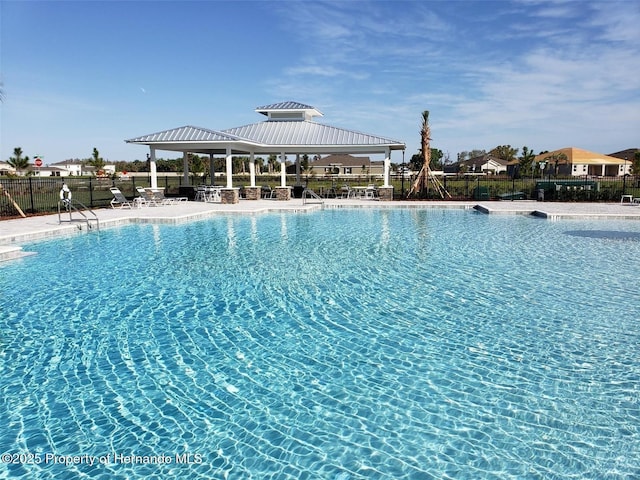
<box><xmin>125</xmin><ymin>101</ymin><xmax>405</xmax><ymax>202</ymax></box>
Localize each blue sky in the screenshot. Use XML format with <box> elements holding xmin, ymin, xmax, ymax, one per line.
<box><xmin>1</xmin><ymin>0</ymin><xmax>638</xmax><ymax>165</ymax></box>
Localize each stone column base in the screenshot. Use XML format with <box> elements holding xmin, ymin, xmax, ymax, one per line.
<box><xmin>221</xmin><ymin>188</ymin><xmax>240</xmax><ymax>204</ymax></box>
<box><xmin>274</xmin><ymin>186</ymin><xmax>291</xmax><ymax>201</ymax></box>
<box><xmin>244</xmin><ymin>186</ymin><xmax>261</xmax><ymax>200</ymax></box>
<box><xmin>377</xmin><ymin>186</ymin><xmax>394</xmax><ymax>201</ymax></box>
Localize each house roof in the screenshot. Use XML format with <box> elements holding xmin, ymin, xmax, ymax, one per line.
<box><xmin>608</xmin><ymin>148</ymin><xmax>639</xmax><ymax>161</ymax></box>
<box><xmin>126</xmin><ymin>101</ymin><xmax>405</xmax><ymax>155</ymax></box>
<box><xmin>457</xmin><ymin>154</ymin><xmax>508</xmax><ymax>168</ymax></box>
<box><xmin>535</xmin><ymin>147</ymin><xmax>626</xmax><ymax>165</ymax></box>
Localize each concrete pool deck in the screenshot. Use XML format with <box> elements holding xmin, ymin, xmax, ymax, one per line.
<box><xmin>1</xmin><ymin>199</ymin><xmax>640</xmax><ymax>261</ymax></box>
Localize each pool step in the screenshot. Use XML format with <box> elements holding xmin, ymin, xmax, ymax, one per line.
<box><xmin>0</xmin><ymin>245</ymin><xmax>36</xmax><ymax>263</ymax></box>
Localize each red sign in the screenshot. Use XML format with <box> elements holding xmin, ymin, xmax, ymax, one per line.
<box><xmin>35</xmin><ymin>157</ymin><xmax>43</xmax><ymax>167</ymax></box>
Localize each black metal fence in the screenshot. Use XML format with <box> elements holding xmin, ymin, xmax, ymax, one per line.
<box><xmin>1</xmin><ymin>174</ymin><xmax>639</xmax><ymax>218</ymax></box>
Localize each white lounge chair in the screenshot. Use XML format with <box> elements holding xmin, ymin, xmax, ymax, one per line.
<box><xmin>144</xmin><ymin>188</ymin><xmax>188</xmax><ymax>204</ymax></box>
<box><xmin>110</xmin><ymin>187</ymin><xmax>133</xmax><ymax>209</ymax></box>
<box><xmin>135</xmin><ymin>187</ymin><xmax>160</xmax><ymax>206</ymax></box>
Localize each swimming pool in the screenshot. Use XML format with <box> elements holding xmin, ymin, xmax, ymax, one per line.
<box><xmin>1</xmin><ymin>208</ymin><xmax>639</xmax><ymax>479</ymax></box>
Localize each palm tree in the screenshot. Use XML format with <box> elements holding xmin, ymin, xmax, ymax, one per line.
<box><xmin>8</xmin><ymin>147</ymin><xmax>30</xmax><ymax>175</ymax></box>
<box><xmin>267</xmin><ymin>154</ymin><xmax>278</xmax><ymax>174</ymax></box>
<box><xmin>409</xmin><ymin>111</ymin><xmax>449</xmax><ymax>198</ymax></box>
<box><xmin>255</xmin><ymin>157</ymin><xmax>264</xmax><ymax>175</ymax></box>
<box><xmin>543</xmin><ymin>152</ymin><xmax>568</xmax><ymax>176</ymax></box>
<box><xmin>88</xmin><ymin>147</ymin><xmax>106</xmax><ymax>175</ymax></box>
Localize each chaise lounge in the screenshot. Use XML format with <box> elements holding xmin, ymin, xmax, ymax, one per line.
<box><xmin>109</xmin><ymin>187</ymin><xmax>133</xmax><ymax>209</ymax></box>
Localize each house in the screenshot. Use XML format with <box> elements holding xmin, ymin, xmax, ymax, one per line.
<box><xmin>0</xmin><ymin>161</ymin><xmax>16</xmax><ymax>176</ymax></box>
<box><xmin>47</xmin><ymin>160</ymin><xmax>116</xmax><ymax>176</ymax></box>
<box><xmin>31</xmin><ymin>165</ymin><xmax>67</xmax><ymax>177</ymax></box>
<box><xmin>534</xmin><ymin>147</ymin><xmax>630</xmax><ymax>177</ymax></box>
<box><xmin>444</xmin><ymin>154</ymin><xmax>509</xmax><ymax>175</ymax></box>
<box><xmin>308</xmin><ymin>154</ymin><xmax>384</xmax><ymax>177</ymax></box>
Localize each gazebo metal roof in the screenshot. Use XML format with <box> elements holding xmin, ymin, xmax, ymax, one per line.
<box><xmin>125</xmin><ymin>101</ymin><xmax>405</xmax><ymax>155</ymax></box>
<box><xmin>255</xmin><ymin>101</ymin><xmax>322</xmax><ymax>117</ymax></box>
<box><xmin>221</xmin><ymin>120</ymin><xmax>403</xmax><ymax>154</ymax></box>
<box><xmin>127</xmin><ymin>125</ymin><xmax>242</xmax><ymax>144</ymax></box>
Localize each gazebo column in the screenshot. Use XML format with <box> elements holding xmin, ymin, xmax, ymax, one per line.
<box><xmin>182</xmin><ymin>152</ymin><xmax>190</xmax><ymax>186</ymax></box>
<box><xmin>295</xmin><ymin>154</ymin><xmax>301</xmax><ymax>185</ymax></box>
<box><xmin>209</xmin><ymin>154</ymin><xmax>215</xmax><ymax>184</ymax></box>
<box><xmin>275</xmin><ymin>151</ymin><xmax>291</xmax><ymax>200</ymax></box>
<box><xmin>244</xmin><ymin>151</ymin><xmax>261</xmax><ymax>200</ymax></box>
<box><xmin>221</xmin><ymin>146</ymin><xmax>239</xmax><ymax>204</ymax></box>
<box><xmin>279</xmin><ymin>152</ymin><xmax>287</xmax><ymax>187</ymax></box>
<box><xmin>149</xmin><ymin>148</ymin><xmax>158</xmax><ymax>189</ymax></box>
<box><xmin>378</xmin><ymin>148</ymin><xmax>394</xmax><ymax>201</ymax></box>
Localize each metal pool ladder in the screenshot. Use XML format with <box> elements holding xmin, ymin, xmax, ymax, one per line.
<box><xmin>302</xmin><ymin>188</ymin><xmax>325</xmax><ymax>205</ymax></box>
<box><xmin>58</xmin><ymin>199</ymin><xmax>100</xmax><ymax>231</ymax></box>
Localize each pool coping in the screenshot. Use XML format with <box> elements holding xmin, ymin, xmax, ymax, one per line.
<box><xmin>1</xmin><ymin>199</ymin><xmax>639</xmax><ymax>262</ymax></box>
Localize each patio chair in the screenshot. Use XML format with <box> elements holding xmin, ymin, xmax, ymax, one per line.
<box><xmin>195</xmin><ymin>186</ymin><xmax>207</xmax><ymax>202</ymax></box>
<box><xmin>261</xmin><ymin>186</ymin><xmax>275</xmax><ymax>199</ymax></box>
<box><xmin>110</xmin><ymin>187</ymin><xmax>133</xmax><ymax>209</ymax></box>
<box><xmin>136</xmin><ymin>187</ymin><xmax>160</xmax><ymax>206</ymax></box>
<box><xmin>365</xmin><ymin>185</ymin><xmax>378</xmax><ymax>199</ymax></box>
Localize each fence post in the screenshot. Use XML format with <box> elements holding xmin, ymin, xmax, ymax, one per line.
<box><xmin>29</xmin><ymin>177</ymin><xmax>35</xmax><ymax>213</ymax></box>
<box><xmin>89</xmin><ymin>177</ymin><xmax>94</xmax><ymax>207</ymax></box>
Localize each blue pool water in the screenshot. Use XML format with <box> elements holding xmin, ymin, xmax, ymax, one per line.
<box><xmin>1</xmin><ymin>208</ymin><xmax>639</xmax><ymax>479</ymax></box>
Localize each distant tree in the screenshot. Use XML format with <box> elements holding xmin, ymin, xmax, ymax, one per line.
<box><xmin>267</xmin><ymin>154</ymin><xmax>278</xmax><ymax>174</ymax></box>
<box><xmin>490</xmin><ymin>145</ymin><xmax>519</xmax><ymax>162</ymax></box>
<box><xmin>431</xmin><ymin>149</ymin><xmax>444</xmax><ymax>170</ymax></box>
<box><xmin>255</xmin><ymin>156</ymin><xmax>265</xmax><ymax>174</ymax></box>
<box><xmin>8</xmin><ymin>147</ymin><xmax>30</xmax><ymax>174</ymax></box>
<box><xmin>518</xmin><ymin>146</ymin><xmax>536</xmax><ymax>176</ymax></box>
<box><xmin>156</xmin><ymin>158</ymin><xmax>181</xmax><ymax>172</ymax></box>
<box><xmin>409</xmin><ymin>153</ymin><xmax>423</xmax><ymax>172</ymax></box>
<box><xmin>632</xmin><ymin>152</ymin><xmax>640</xmax><ymax>176</ymax></box>
<box><xmin>189</xmin><ymin>153</ymin><xmax>206</xmax><ymax>176</ymax></box>
<box><xmin>300</xmin><ymin>154</ymin><xmax>310</xmax><ymax>173</ymax></box>
<box><xmin>232</xmin><ymin>156</ymin><xmax>248</xmax><ymax>174</ymax></box>
<box><xmin>87</xmin><ymin>148</ymin><xmax>106</xmax><ymax>174</ymax></box>
<box><xmin>457</xmin><ymin>149</ymin><xmax>486</xmax><ymax>161</ymax></box>
<box><xmin>543</xmin><ymin>152</ymin><xmax>568</xmax><ymax>176</ymax></box>
<box><xmin>409</xmin><ymin>148</ymin><xmax>443</xmax><ymax>171</ymax></box>
<box><xmin>131</xmin><ymin>159</ymin><xmax>147</xmax><ymax>172</ymax></box>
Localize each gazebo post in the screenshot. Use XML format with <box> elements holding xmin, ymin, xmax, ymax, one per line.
<box><xmin>275</xmin><ymin>151</ymin><xmax>291</xmax><ymax>200</ymax></box>
<box><xmin>149</xmin><ymin>148</ymin><xmax>158</xmax><ymax>189</ymax></box>
<box><xmin>221</xmin><ymin>146</ymin><xmax>239</xmax><ymax>204</ymax></box>
<box><xmin>280</xmin><ymin>152</ymin><xmax>286</xmax><ymax>187</ymax></box>
<box><xmin>295</xmin><ymin>153</ymin><xmax>301</xmax><ymax>185</ymax></box>
<box><xmin>249</xmin><ymin>152</ymin><xmax>256</xmax><ymax>187</ymax></box>
<box><xmin>383</xmin><ymin>148</ymin><xmax>391</xmax><ymax>187</ymax></box>
<box><xmin>225</xmin><ymin>147</ymin><xmax>233</xmax><ymax>188</ymax></box>
<box><xmin>243</xmin><ymin>151</ymin><xmax>261</xmax><ymax>200</ymax></box>
<box><xmin>378</xmin><ymin>147</ymin><xmax>394</xmax><ymax>201</ymax></box>
<box><xmin>182</xmin><ymin>152</ymin><xmax>190</xmax><ymax>186</ymax></box>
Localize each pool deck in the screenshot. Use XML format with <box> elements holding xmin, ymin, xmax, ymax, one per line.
<box><xmin>1</xmin><ymin>199</ymin><xmax>640</xmax><ymax>261</ymax></box>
